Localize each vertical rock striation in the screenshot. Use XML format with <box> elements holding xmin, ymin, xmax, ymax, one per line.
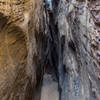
<box><xmin>0</xmin><ymin>0</ymin><xmax>44</xmax><ymax>100</ymax></box>
<box><xmin>0</xmin><ymin>0</ymin><xmax>100</xmax><ymax>100</ymax></box>
<box><xmin>42</xmin><ymin>0</ymin><xmax>100</xmax><ymax>100</ymax></box>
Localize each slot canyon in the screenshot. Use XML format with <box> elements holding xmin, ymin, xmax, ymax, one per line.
<box><xmin>0</xmin><ymin>0</ymin><xmax>100</xmax><ymax>100</ymax></box>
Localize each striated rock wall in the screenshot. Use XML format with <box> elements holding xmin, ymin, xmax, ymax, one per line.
<box><xmin>0</xmin><ymin>0</ymin><xmax>44</xmax><ymax>100</ymax></box>
<box><xmin>42</xmin><ymin>0</ymin><xmax>100</xmax><ymax>100</ymax></box>
<box><xmin>0</xmin><ymin>0</ymin><xmax>100</xmax><ymax>100</ymax></box>
<box><xmin>56</xmin><ymin>0</ymin><xmax>100</xmax><ymax>100</ymax></box>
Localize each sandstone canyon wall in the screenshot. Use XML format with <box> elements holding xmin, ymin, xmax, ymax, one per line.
<box><xmin>0</xmin><ymin>0</ymin><xmax>100</xmax><ymax>100</ymax></box>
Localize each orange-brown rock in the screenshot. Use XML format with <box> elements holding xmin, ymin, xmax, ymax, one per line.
<box><xmin>0</xmin><ymin>0</ymin><xmax>44</xmax><ymax>100</ymax></box>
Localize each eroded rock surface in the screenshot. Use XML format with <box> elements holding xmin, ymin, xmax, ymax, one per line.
<box><xmin>0</xmin><ymin>0</ymin><xmax>100</xmax><ymax>100</ymax></box>
<box><xmin>0</xmin><ymin>0</ymin><xmax>44</xmax><ymax>100</ymax></box>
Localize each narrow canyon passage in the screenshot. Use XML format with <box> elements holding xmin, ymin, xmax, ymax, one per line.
<box><xmin>40</xmin><ymin>0</ymin><xmax>100</xmax><ymax>100</ymax></box>
<box><xmin>0</xmin><ymin>0</ymin><xmax>100</xmax><ymax>100</ymax></box>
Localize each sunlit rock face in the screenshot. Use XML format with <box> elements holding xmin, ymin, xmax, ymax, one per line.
<box><xmin>0</xmin><ymin>0</ymin><xmax>30</xmax><ymax>25</ymax></box>
<box><xmin>0</xmin><ymin>0</ymin><xmax>44</xmax><ymax>100</ymax></box>
<box><xmin>87</xmin><ymin>0</ymin><xmax>100</xmax><ymax>68</ymax></box>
